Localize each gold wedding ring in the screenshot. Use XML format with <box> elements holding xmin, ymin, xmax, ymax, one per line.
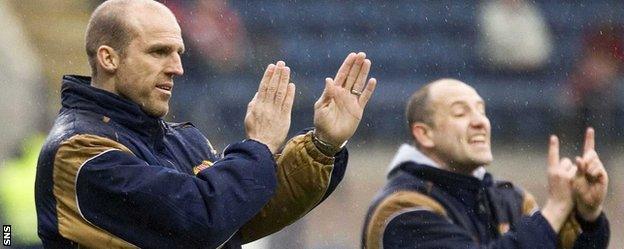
<box><xmin>350</xmin><ymin>89</ymin><xmax>362</xmax><ymax>96</ymax></box>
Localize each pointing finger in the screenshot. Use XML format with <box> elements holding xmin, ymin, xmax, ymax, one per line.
<box><xmin>583</xmin><ymin>127</ymin><xmax>595</xmax><ymax>154</ymax></box>
<box><xmin>548</xmin><ymin>135</ymin><xmax>560</xmax><ymax>169</ymax></box>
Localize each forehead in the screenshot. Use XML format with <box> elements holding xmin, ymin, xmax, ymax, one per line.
<box><xmin>127</xmin><ymin>4</ymin><xmax>183</xmax><ymax>45</ymax></box>
<box><xmin>429</xmin><ymin>81</ymin><xmax>483</xmax><ymax>108</ymax></box>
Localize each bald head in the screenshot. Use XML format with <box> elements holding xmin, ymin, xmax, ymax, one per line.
<box><xmin>427</xmin><ymin>79</ymin><xmax>475</xmax><ymax>99</ymax></box>
<box><xmin>85</xmin><ymin>0</ymin><xmax>176</xmax><ymax>77</ymax></box>
<box><xmin>405</xmin><ymin>78</ymin><xmax>475</xmax><ymax>134</ymax></box>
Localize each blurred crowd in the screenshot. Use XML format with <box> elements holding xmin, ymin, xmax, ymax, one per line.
<box><xmin>0</xmin><ymin>0</ymin><xmax>623</xmax><ymax>248</ymax></box>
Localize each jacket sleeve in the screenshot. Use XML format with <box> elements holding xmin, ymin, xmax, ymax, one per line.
<box><xmin>571</xmin><ymin>212</ymin><xmax>610</xmax><ymax>249</ymax></box>
<box><xmin>53</xmin><ymin>134</ymin><xmax>277</xmax><ymax>249</ymax></box>
<box><xmin>239</xmin><ymin>131</ymin><xmax>348</xmax><ymax>243</ymax></box>
<box><xmin>522</xmin><ymin>191</ymin><xmax>610</xmax><ymax>249</ymax></box>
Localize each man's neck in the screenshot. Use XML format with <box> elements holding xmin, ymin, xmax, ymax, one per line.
<box><xmin>90</xmin><ymin>75</ymin><xmax>117</xmax><ymax>94</ymax></box>
<box><xmin>422</xmin><ymin>150</ymin><xmax>479</xmax><ymax>176</ymax></box>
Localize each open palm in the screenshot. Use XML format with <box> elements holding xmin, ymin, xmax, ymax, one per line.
<box><xmin>314</xmin><ymin>52</ymin><xmax>377</xmax><ymax>146</ymax></box>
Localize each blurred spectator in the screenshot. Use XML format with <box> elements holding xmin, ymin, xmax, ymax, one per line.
<box><xmin>165</xmin><ymin>0</ymin><xmax>250</xmax><ymax>74</ymax></box>
<box><xmin>7</xmin><ymin>0</ymin><xmax>91</xmax><ymax>120</ymax></box>
<box><xmin>478</xmin><ymin>0</ymin><xmax>552</xmax><ymax>72</ymax></box>
<box><xmin>163</xmin><ymin>0</ymin><xmax>253</xmax><ymax>147</ymax></box>
<box><xmin>558</xmin><ymin>24</ymin><xmax>623</xmax><ymax>151</ymax></box>
<box><xmin>0</xmin><ymin>1</ymin><xmax>45</xmax><ymax>163</ymax></box>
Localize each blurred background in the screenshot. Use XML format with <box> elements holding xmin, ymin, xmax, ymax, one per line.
<box><xmin>0</xmin><ymin>0</ymin><xmax>622</xmax><ymax>248</ymax></box>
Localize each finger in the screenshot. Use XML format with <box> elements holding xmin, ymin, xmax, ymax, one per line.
<box><xmin>334</xmin><ymin>53</ymin><xmax>357</xmax><ymax>87</ymax></box>
<box><xmin>352</xmin><ymin>58</ymin><xmax>371</xmax><ymax>92</ymax></box>
<box><xmin>561</xmin><ymin>157</ymin><xmax>572</xmax><ymax>170</ymax></box>
<box><xmin>251</xmin><ymin>92</ymin><xmax>258</xmax><ymax>103</ymax></box>
<box><xmin>547</xmin><ymin>135</ymin><xmax>559</xmax><ymax>168</ymax></box>
<box><xmin>344</xmin><ymin>52</ymin><xmax>366</xmax><ymax>89</ymax></box>
<box><xmin>586</xmin><ymin>164</ymin><xmax>605</xmax><ymax>183</ymax></box>
<box><xmin>575</xmin><ymin>156</ymin><xmax>587</xmax><ymax>174</ymax></box>
<box><xmin>258</xmin><ymin>64</ymin><xmax>275</xmax><ymax>101</ymax></box>
<box><xmin>266</xmin><ymin>61</ymin><xmax>285</xmax><ymax>102</ymax></box>
<box><xmin>275</xmin><ymin>66</ymin><xmax>290</xmax><ymax>105</ymax></box>
<box><xmin>583</xmin><ymin>127</ymin><xmax>595</xmax><ymax>154</ymax></box>
<box><xmin>358</xmin><ymin>78</ymin><xmax>377</xmax><ymax>107</ymax></box>
<box><xmin>318</xmin><ymin>78</ymin><xmax>334</xmax><ymax>105</ymax></box>
<box><xmin>247</xmin><ymin>92</ymin><xmax>258</xmax><ymax>114</ymax></box>
<box><xmin>582</xmin><ymin>150</ymin><xmax>599</xmax><ymax>177</ymax></box>
<box><xmin>587</xmin><ymin>163</ymin><xmax>601</xmax><ymax>177</ymax></box>
<box><xmin>583</xmin><ymin>150</ymin><xmax>599</xmax><ymax>164</ymax></box>
<box><xmin>569</xmin><ymin>165</ymin><xmax>578</xmax><ymax>179</ymax></box>
<box><xmin>561</xmin><ymin>158</ymin><xmax>577</xmax><ymax>179</ymax></box>
<box><xmin>282</xmin><ymin>83</ymin><xmax>296</xmax><ymax>113</ymax></box>
<box><xmin>587</xmin><ymin>155</ymin><xmax>605</xmax><ymax>174</ymax></box>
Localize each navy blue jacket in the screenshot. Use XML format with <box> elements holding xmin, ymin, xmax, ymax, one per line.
<box><xmin>35</xmin><ymin>75</ymin><xmax>348</xmax><ymax>248</ymax></box>
<box><xmin>362</xmin><ymin>145</ymin><xmax>609</xmax><ymax>249</ymax></box>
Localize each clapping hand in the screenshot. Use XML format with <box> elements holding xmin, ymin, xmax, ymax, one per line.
<box><xmin>313</xmin><ymin>52</ymin><xmax>377</xmax><ymax>147</ymax></box>
<box><xmin>245</xmin><ymin>61</ymin><xmax>295</xmax><ymax>154</ymax></box>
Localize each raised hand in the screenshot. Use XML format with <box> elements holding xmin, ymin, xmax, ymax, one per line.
<box><xmin>245</xmin><ymin>61</ymin><xmax>296</xmax><ymax>154</ymax></box>
<box><xmin>541</xmin><ymin>135</ymin><xmax>577</xmax><ymax>232</ymax></box>
<box><xmin>573</xmin><ymin>127</ymin><xmax>609</xmax><ymax>222</ymax></box>
<box><xmin>313</xmin><ymin>52</ymin><xmax>377</xmax><ymax>147</ymax></box>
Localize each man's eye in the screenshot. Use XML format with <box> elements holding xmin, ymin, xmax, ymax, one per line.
<box><xmin>453</xmin><ymin>111</ymin><xmax>465</xmax><ymax>117</ymax></box>
<box><xmin>151</xmin><ymin>49</ymin><xmax>169</xmax><ymax>56</ymax></box>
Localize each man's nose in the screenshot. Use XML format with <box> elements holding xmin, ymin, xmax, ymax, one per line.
<box><xmin>166</xmin><ymin>53</ymin><xmax>184</xmax><ymax>76</ymax></box>
<box><xmin>470</xmin><ymin>112</ymin><xmax>488</xmax><ymax>128</ymax></box>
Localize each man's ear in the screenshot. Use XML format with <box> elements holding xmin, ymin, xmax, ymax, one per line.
<box><xmin>412</xmin><ymin>123</ymin><xmax>434</xmax><ymax>148</ymax></box>
<box><xmin>96</xmin><ymin>45</ymin><xmax>120</xmax><ymax>73</ymax></box>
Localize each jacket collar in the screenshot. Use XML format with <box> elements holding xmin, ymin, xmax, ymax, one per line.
<box><xmin>60</xmin><ymin>75</ymin><xmax>164</xmax><ymax>139</ymax></box>
<box><xmin>387</xmin><ymin>144</ymin><xmax>492</xmax><ymax>191</ymax></box>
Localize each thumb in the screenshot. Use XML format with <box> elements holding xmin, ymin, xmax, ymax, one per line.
<box><xmin>318</xmin><ymin>78</ymin><xmax>334</xmax><ymax>105</ymax></box>
<box><xmin>247</xmin><ymin>92</ymin><xmax>258</xmax><ymax>111</ymax></box>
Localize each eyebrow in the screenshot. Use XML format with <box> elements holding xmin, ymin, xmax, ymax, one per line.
<box><xmin>147</xmin><ymin>43</ymin><xmax>185</xmax><ymax>54</ymax></box>
<box><xmin>449</xmin><ymin>100</ymin><xmax>468</xmax><ymax>107</ymax></box>
<box><xmin>449</xmin><ymin>99</ymin><xmax>485</xmax><ymax>107</ymax></box>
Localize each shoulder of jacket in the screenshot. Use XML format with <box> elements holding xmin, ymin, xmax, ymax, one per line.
<box><xmin>364</xmin><ymin>189</ymin><xmax>447</xmax><ymax>249</ymax></box>
<box><xmin>376</xmin><ymin>190</ymin><xmax>447</xmax><ymax>219</ymax></box>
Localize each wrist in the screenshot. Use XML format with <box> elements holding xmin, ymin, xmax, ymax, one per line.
<box><xmin>248</xmin><ymin>136</ymin><xmax>278</xmax><ymax>154</ymax></box>
<box><xmin>577</xmin><ymin>204</ymin><xmax>603</xmax><ymax>222</ymax></box>
<box><xmin>313</xmin><ymin>130</ymin><xmax>343</xmax><ymax>147</ymax></box>
<box><xmin>312</xmin><ymin>130</ymin><xmax>345</xmax><ymax>156</ymax></box>
<box><xmin>542</xmin><ymin>200</ymin><xmax>573</xmax><ymax>232</ymax></box>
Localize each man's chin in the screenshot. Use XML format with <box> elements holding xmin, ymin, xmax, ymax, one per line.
<box><xmin>468</xmin><ymin>152</ymin><xmax>493</xmax><ymax>166</ymax></box>
<box><xmin>142</xmin><ymin>105</ymin><xmax>169</xmax><ymax>118</ymax></box>
<box><xmin>473</xmin><ymin>156</ymin><xmax>493</xmax><ymax>166</ymax></box>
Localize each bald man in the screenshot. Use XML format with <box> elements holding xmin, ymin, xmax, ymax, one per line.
<box><xmin>361</xmin><ymin>79</ymin><xmax>609</xmax><ymax>249</ymax></box>
<box><xmin>35</xmin><ymin>0</ymin><xmax>377</xmax><ymax>248</ymax></box>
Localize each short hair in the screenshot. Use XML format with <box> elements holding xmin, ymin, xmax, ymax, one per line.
<box><xmin>405</xmin><ymin>82</ymin><xmax>435</xmax><ymax>129</ymax></box>
<box><xmin>85</xmin><ymin>0</ymin><xmax>137</xmax><ymax>77</ymax></box>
